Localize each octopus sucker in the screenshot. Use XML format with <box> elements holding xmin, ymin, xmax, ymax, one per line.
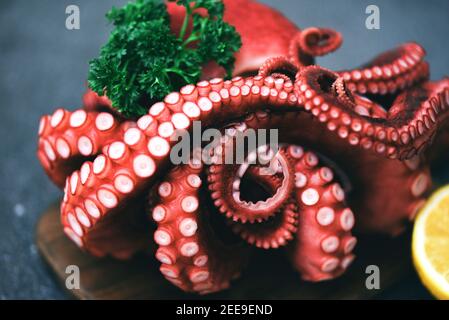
<box><xmin>36</xmin><ymin>0</ymin><xmax>449</xmax><ymax>294</ymax></box>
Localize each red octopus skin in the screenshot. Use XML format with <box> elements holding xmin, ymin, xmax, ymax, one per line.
<box><xmin>35</xmin><ymin>0</ymin><xmax>449</xmax><ymax>294</ymax></box>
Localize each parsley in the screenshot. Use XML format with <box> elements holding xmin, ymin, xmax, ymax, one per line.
<box><xmin>88</xmin><ymin>0</ymin><xmax>241</xmax><ymax>118</ymax></box>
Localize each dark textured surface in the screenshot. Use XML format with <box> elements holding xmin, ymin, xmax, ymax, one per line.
<box><xmin>0</xmin><ymin>0</ymin><xmax>447</xmax><ymax>299</ymax></box>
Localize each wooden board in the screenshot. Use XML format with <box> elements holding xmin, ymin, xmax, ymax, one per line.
<box><xmin>36</xmin><ymin>203</ymin><xmax>414</xmax><ymax>300</ymax></box>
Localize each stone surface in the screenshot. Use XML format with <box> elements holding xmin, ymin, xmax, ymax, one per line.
<box><xmin>1</xmin><ymin>0</ymin><xmax>448</xmax><ymax>299</ymax></box>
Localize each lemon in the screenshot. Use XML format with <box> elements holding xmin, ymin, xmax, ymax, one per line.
<box><xmin>412</xmin><ymin>185</ymin><xmax>449</xmax><ymax>299</ymax></box>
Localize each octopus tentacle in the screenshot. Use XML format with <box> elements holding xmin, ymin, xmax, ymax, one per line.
<box><xmin>332</xmin><ymin>78</ymin><xmax>389</xmax><ymax>119</ymax></box>
<box><xmin>296</xmin><ymin>27</ymin><xmax>343</xmax><ymax>57</ymax></box>
<box><xmin>208</xmin><ymin>143</ymin><xmax>298</xmax><ymax>248</ymax></box>
<box><xmin>207</xmin><ymin>135</ymin><xmax>295</xmax><ymax>223</ymax></box>
<box><xmin>258</xmin><ymin>56</ymin><xmax>299</xmax><ymax>82</ymax></box>
<box><xmin>338</xmin><ymin>43</ymin><xmax>429</xmax><ymax>95</ymax></box>
<box><xmin>286</xmin><ymin>145</ymin><xmax>356</xmax><ymax>281</ymax></box>
<box><xmin>295</xmin><ymin>65</ymin><xmax>449</xmax><ymax>160</ymax></box>
<box><xmin>332</xmin><ymin>77</ymin><xmax>355</xmax><ymax>106</ymax></box>
<box><xmin>37</xmin><ymin>109</ymin><xmax>126</xmax><ymax>187</ymax></box>
<box><xmin>353</xmin><ymin>95</ymin><xmax>387</xmax><ymax>119</ymax></box>
<box><xmin>289</xmin><ymin>27</ymin><xmax>343</xmax><ymax>67</ymax></box>
<box><xmin>150</xmin><ymin>161</ymin><xmax>248</xmax><ymax>294</ymax></box>
<box><xmin>230</xmin><ymin>200</ymin><xmax>298</xmax><ymax>249</ymax></box>
<box><xmin>352</xmin><ymin>152</ymin><xmax>432</xmax><ymax>235</ymax></box>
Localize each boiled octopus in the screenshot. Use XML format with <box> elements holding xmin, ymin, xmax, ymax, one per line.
<box><xmin>36</xmin><ymin>0</ymin><xmax>449</xmax><ymax>294</ymax></box>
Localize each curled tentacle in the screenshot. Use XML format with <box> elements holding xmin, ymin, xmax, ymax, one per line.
<box><xmin>207</xmin><ymin>133</ymin><xmax>295</xmax><ymax>223</ymax></box>
<box><xmin>37</xmin><ymin>109</ymin><xmax>160</xmax><ymax>258</ymax></box>
<box><xmin>296</xmin><ymin>27</ymin><xmax>343</xmax><ymax>57</ymax></box>
<box><xmin>331</xmin><ymin>77</ymin><xmax>356</xmax><ymax>106</ymax></box>
<box><xmin>37</xmin><ymin>109</ymin><xmax>127</xmax><ymax>187</ymax></box>
<box><xmin>331</xmin><ymin>79</ymin><xmax>389</xmax><ymax>118</ymax></box>
<box><xmin>289</xmin><ymin>27</ymin><xmax>343</xmax><ymax>67</ymax></box>
<box><xmin>258</xmin><ymin>56</ymin><xmax>299</xmax><ymax>83</ymax></box>
<box><xmin>230</xmin><ymin>200</ymin><xmax>299</xmax><ymax>249</ymax></box>
<box><xmin>208</xmin><ymin>140</ymin><xmax>298</xmax><ymax>248</ymax></box>
<box><xmin>227</xmin><ymin>148</ymin><xmax>300</xmax><ymax>250</ymax></box>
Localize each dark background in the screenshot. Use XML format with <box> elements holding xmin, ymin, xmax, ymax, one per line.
<box><xmin>1</xmin><ymin>0</ymin><xmax>448</xmax><ymax>299</ymax></box>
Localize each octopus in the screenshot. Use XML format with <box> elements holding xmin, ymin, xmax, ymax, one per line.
<box><xmin>36</xmin><ymin>0</ymin><xmax>449</xmax><ymax>294</ymax></box>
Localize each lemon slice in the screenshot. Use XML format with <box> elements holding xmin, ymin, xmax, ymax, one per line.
<box><xmin>412</xmin><ymin>185</ymin><xmax>449</xmax><ymax>299</ymax></box>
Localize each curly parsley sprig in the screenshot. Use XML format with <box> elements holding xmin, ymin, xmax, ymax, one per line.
<box><xmin>88</xmin><ymin>0</ymin><xmax>241</xmax><ymax>118</ymax></box>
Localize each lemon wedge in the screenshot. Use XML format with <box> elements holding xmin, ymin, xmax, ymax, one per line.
<box><xmin>412</xmin><ymin>185</ymin><xmax>449</xmax><ymax>299</ymax></box>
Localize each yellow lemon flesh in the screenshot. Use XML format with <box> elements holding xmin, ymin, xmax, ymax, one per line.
<box><xmin>412</xmin><ymin>185</ymin><xmax>449</xmax><ymax>299</ymax></box>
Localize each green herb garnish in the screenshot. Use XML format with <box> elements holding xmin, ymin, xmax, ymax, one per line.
<box><xmin>88</xmin><ymin>0</ymin><xmax>241</xmax><ymax>118</ymax></box>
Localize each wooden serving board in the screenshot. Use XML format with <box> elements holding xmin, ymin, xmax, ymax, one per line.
<box><xmin>36</xmin><ymin>203</ymin><xmax>414</xmax><ymax>300</ymax></box>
